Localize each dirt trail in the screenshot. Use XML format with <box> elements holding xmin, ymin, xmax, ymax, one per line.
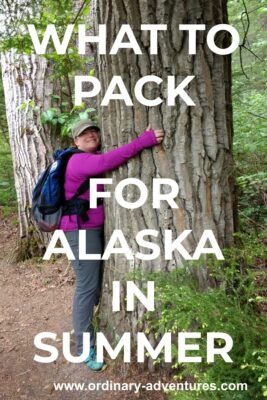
<box><xmin>0</xmin><ymin>216</ymin><xmax>167</xmax><ymax>400</ymax></box>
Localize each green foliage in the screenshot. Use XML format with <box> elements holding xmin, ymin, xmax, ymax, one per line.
<box><xmin>32</xmin><ymin>1</ymin><xmax>96</xmax><ymax>136</ymax></box>
<box><xmin>233</xmin><ymin>91</ymin><xmax>267</xmax><ymax>166</ymax></box>
<box><xmin>132</xmin><ymin>234</ymin><xmax>267</xmax><ymax>400</ymax></box>
<box><xmin>229</xmin><ymin>0</ymin><xmax>267</xmax><ymax>231</ymax></box>
<box><xmin>0</xmin><ymin>78</ymin><xmax>17</xmax><ymax>216</ymax></box>
<box><xmin>0</xmin><ymin>0</ymin><xmax>92</xmax><ymax>81</ymax></box>
<box><xmin>0</xmin><ymin>136</ymin><xmax>17</xmax><ymax>215</ymax></box>
<box><xmin>1</xmin><ymin>0</ymin><xmax>95</xmax><ymax>140</ymax></box>
<box><xmin>1</xmin><ymin>0</ymin><xmax>89</xmax><ymax>53</ymax></box>
<box><xmin>237</xmin><ymin>172</ymin><xmax>267</xmax><ymax>230</ymax></box>
<box><xmin>41</xmin><ymin>104</ymin><xmax>96</xmax><ymax>137</ymax></box>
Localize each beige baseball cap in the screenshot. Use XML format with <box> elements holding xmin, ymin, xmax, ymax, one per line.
<box><xmin>71</xmin><ymin>119</ymin><xmax>100</xmax><ymax>139</ymax></box>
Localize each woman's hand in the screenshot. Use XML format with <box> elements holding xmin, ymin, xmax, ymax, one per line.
<box><xmin>147</xmin><ymin>124</ymin><xmax>165</xmax><ymax>144</ymax></box>
<box><xmin>154</xmin><ymin>129</ymin><xmax>165</xmax><ymax>143</ymax></box>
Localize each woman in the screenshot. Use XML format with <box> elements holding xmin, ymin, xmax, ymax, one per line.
<box><xmin>59</xmin><ymin>119</ymin><xmax>164</xmax><ymax>371</ymax></box>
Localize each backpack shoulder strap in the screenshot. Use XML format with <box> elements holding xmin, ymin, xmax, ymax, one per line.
<box><xmin>61</xmin><ymin>148</ymin><xmax>89</xmax><ymax>201</ymax></box>
<box><xmin>71</xmin><ymin>179</ymin><xmax>90</xmax><ymax>200</ymax></box>
<box><xmin>54</xmin><ymin>147</ymin><xmax>84</xmax><ymax>161</ymax></box>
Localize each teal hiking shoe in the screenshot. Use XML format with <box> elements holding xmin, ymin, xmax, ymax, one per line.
<box><xmin>80</xmin><ymin>347</ymin><xmax>106</xmax><ymax>372</ymax></box>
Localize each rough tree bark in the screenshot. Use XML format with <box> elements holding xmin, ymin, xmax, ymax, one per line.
<box><xmin>0</xmin><ymin>0</ymin><xmax>59</xmax><ymax>257</ymax></box>
<box><xmin>1</xmin><ymin>50</ymin><xmax>55</xmax><ymax>257</ymax></box>
<box><xmin>95</xmin><ymin>0</ymin><xmax>236</xmax><ymax>349</ymax></box>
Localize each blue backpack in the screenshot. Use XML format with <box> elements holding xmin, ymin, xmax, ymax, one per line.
<box><xmin>32</xmin><ymin>148</ymin><xmax>90</xmax><ymax>232</ymax></box>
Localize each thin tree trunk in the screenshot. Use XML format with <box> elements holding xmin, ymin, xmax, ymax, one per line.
<box><xmin>1</xmin><ymin>50</ymin><xmax>54</xmax><ymax>257</ymax></box>
<box><xmin>95</xmin><ymin>0</ymin><xmax>236</xmax><ymax>348</ymax></box>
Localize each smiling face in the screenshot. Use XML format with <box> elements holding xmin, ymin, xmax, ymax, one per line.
<box><xmin>74</xmin><ymin>128</ymin><xmax>101</xmax><ymax>153</ymax></box>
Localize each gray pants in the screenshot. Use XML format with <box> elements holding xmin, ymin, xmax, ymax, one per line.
<box><xmin>65</xmin><ymin>229</ymin><xmax>103</xmax><ymax>354</ymax></box>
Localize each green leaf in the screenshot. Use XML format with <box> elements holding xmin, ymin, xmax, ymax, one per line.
<box><xmin>89</xmin><ymin>68</ymin><xmax>95</xmax><ymax>76</ymax></box>
<box><xmin>85</xmin><ymin>108</ymin><xmax>96</xmax><ymax>113</ymax></box>
<box><xmin>79</xmin><ymin>111</ymin><xmax>89</xmax><ymax>120</ymax></box>
<box><xmin>17</xmin><ymin>103</ymin><xmax>27</xmax><ymax>111</ymax></box>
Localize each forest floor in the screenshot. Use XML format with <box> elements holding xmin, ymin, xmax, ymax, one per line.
<box><xmin>0</xmin><ymin>214</ymin><xmax>168</xmax><ymax>400</ymax></box>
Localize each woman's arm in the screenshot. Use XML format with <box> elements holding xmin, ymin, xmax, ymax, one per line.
<box><xmin>67</xmin><ymin>129</ymin><xmax>160</xmax><ymax>179</ymax></box>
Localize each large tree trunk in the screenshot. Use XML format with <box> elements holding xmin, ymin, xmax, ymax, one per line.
<box><xmin>95</xmin><ymin>0</ymin><xmax>236</xmax><ymax>344</ymax></box>
<box><xmin>1</xmin><ymin>50</ymin><xmax>55</xmax><ymax>257</ymax></box>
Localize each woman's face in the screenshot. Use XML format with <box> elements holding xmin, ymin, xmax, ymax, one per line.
<box><xmin>74</xmin><ymin>128</ymin><xmax>101</xmax><ymax>153</ymax></box>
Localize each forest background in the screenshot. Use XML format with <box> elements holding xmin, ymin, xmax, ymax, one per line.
<box><xmin>0</xmin><ymin>1</ymin><xmax>266</xmax><ymax>399</ymax></box>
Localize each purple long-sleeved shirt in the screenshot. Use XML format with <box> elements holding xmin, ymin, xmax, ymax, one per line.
<box><xmin>59</xmin><ymin>130</ymin><xmax>157</xmax><ymax>231</ymax></box>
